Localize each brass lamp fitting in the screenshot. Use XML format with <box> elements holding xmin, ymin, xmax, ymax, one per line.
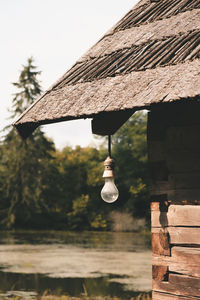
<box><xmin>103</xmin><ymin>156</ymin><xmax>115</xmax><ymax>178</ymax></box>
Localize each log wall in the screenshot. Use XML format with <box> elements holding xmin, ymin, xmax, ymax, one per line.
<box><xmin>148</xmin><ymin>104</ymin><xmax>200</xmax><ymax>300</ymax></box>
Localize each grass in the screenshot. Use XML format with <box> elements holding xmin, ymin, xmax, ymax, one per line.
<box><xmin>40</xmin><ymin>296</ymin><xmax>151</xmax><ymax>300</ymax></box>
<box><xmin>41</xmin><ymin>295</ymin><xmax>151</xmax><ymax>300</ymax></box>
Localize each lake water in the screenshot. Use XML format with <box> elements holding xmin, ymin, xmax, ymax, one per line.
<box><xmin>0</xmin><ymin>231</ymin><xmax>152</xmax><ymax>299</ymax></box>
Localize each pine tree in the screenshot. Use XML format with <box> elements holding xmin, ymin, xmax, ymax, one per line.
<box><xmin>11</xmin><ymin>57</ymin><xmax>42</xmax><ymax>118</ymax></box>
<box><xmin>0</xmin><ymin>58</ymin><xmax>57</xmax><ymax>229</ymax></box>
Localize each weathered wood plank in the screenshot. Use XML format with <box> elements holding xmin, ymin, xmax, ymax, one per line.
<box><xmin>153</xmin><ymin>247</ymin><xmax>200</xmax><ymax>265</ymax></box>
<box><xmin>170</xmin><ymin>247</ymin><xmax>200</xmax><ymax>278</ymax></box>
<box><xmin>150</xmin><ymin>194</ymin><xmax>168</xmax><ymax>204</ymax></box>
<box><xmin>167</xmin><ymin>156</ymin><xmax>200</xmax><ymax>173</ymax></box>
<box><xmin>152</xmin><ymin>254</ymin><xmax>172</xmax><ymax>267</ymax></box>
<box><xmin>151</xmin><ymin>211</ymin><xmax>167</xmax><ymax>228</ymax></box>
<box><xmin>169</xmin><ymin>227</ymin><xmax>200</xmax><ymax>245</ymax></box>
<box><xmin>151</xmin><ymin>201</ymin><xmax>169</xmax><ymax>212</ymax></box>
<box><xmin>166</xmin><ymin>126</ymin><xmax>200</xmax><ymax>153</ymax></box>
<box><xmin>149</xmin><ymin>161</ymin><xmax>168</xmax><ymax>181</ymax></box>
<box><xmin>152</xmin><ymin>231</ymin><xmax>170</xmax><ymax>256</ymax></box>
<box><xmin>150</xmin><ymin>187</ymin><xmax>200</xmax><ymax>204</ymax></box>
<box><xmin>148</xmin><ymin>140</ymin><xmax>165</xmax><ymax>162</ymax></box>
<box><xmin>153</xmin><ymin>247</ymin><xmax>200</xmax><ymax>278</ymax></box>
<box><xmin>150</xmin><ymin>194</ymin><xmax>200</xmax><ymax>205</ymax></box>
<box><xmin>152</xmin><ymin>227</ymin><xmax>200</xmax><ymax>245</ymax></box>
<box><xmin>148</xmin><ymin>104</ymin><xmax>200</xmax><ymax>131</ymax></box>
<box><xmin>150</xmin><ymin>181</ymin><xmax>172</xmax><ymax>195</ymax></box>
<box><xmin>166</xmin><ymin>173</ymin><xmax>200</xmax><ymax>191</ymax></box>
<box><xmin>169</xmin><ymin>190</ymin><xmax>200</xmax><ymax>204</ymax></box>
<box><xmin>172</xmin><ymin>247</ymin><xmax>200</xmax><ymax>262</ymax></box>
<box><xmin>153</xmin><ymin>274</ymin><xmax>200</xmax><ymax>297</ymax></box>
<box><xmin>169</xmin><ymin>264</ymin><xmax>200</xmax><ymax>279</ymax></box>
<box><xmin>169</xmin><ymin>274</ymin><xmax>200</xmax><ymax>292</ymax></box>
<box><xmin>152</xmin><ymin>265</ymin><xmax>168</xmax><ymax>281</ymax></box>
<box><xmin>167</xmin><ymin>157</ymin><xmax>200</xmax><ymax>173</ymax></box>
<box><xmin>152</xmin><ymin>291</ymin><xmax>198</xmax><ymax>300</ymax></box>
<box><xmin>152</xmin><ymin>205</ymin><xmax>200</xmax><ymax>227</ymax></box>
<box><xmin>151</xmin><ymin>178</ymin><xmax>200</xmax><ymax>205</ymax></box>
<box><xmin>151</xmin><ymin>202</ymin><xmax>160</xmax><ymax>211</ymax></box>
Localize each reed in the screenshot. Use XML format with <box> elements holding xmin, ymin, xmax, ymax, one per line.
<box><xmin>7</xmin><ymin>293</ymin><xmax>152</xmax><ymax>300</ymax></box>
<box><xmin>39</xmin><ymin>295</ymin><xmax>151</xmax><ymax>300</ymax></box>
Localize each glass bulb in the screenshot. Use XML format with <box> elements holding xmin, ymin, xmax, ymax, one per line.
<box><xmin>101</xmin><ymin>178</ymin><xmax>119</xmax><ymax>203</ymax></box>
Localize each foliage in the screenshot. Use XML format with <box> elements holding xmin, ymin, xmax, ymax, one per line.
<box><xmin>0</xmin><ymin>58</ymin><xmax>57</xmax><ymax>229</ymax></box>
<box><xmin>11</xmin><ymin>57</ymin><xmax>42</xmax><ymax>118</ymax></box>
<box><xmin>0</xmin><ymin>59</ymin><xmax>150</xmax><ymax>231</ymax></box>
<box><xmin>111</xmin><ymin>112</ymin><xmax>150</xmax><ymax>223</ymax></box>
<box><xmin>90</xmin><ymin>214</ymin><xmax>107</xmax><ymax>230</ymax></box>
<box><xmin>67</xmin><ymin>194</ymin><xmax>90</xmax><ymax>230</ymax></box>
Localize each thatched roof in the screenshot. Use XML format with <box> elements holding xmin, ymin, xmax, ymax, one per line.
<box><xmin>14</xmin><ymin>0</ymin><xmax>200</xmax><ymax>137</ymax></box>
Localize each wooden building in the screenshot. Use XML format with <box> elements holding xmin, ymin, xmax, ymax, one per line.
<box><xmin>14</xmin><ymin>0</ymin><xmax>200</xmax><ymax>299</ymax></box>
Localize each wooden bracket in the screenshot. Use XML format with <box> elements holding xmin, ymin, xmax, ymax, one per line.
<box><xmin>92</xmin><ymin>110</ymin><xmax>134</xmax><ymax>136</ymax></box>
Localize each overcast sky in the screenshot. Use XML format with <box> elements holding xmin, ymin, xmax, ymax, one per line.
<box><xmin>0</xmin><ymin>0</ymin><xmax>138</xmax><ymax>148</ymax></box>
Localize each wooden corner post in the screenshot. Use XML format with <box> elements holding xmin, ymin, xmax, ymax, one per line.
<box><xmin>148</xmin><ymin>103</ymin><xmax>200</xmax><ymax>299</ymax></box>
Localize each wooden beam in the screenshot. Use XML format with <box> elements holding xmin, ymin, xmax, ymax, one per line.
<box><xmin>152</xmin><ymin>227</ymin><xmax>200</xmax><ymax>245</ymax></box>
<box><xmin>153</xmin><ymin>274</ymin><xmax>200</xmax><ymax>297</ymax></box>
<box><xmin>152</xmin><ymin>265</ymin><xmax>168</xmax><ymax>281</ymax></box>
<box><xmin>169</xmin><ymin>227</ymin><xmax>200</xmax><ymax>245</ymax></box>
<box><xmin>167</xmin><ymin>173</ymin><xmax>200</xmax><ymax>190</ymax></box>
<box><xmin>152</xmin><ymin>205</ymin><xmax>200</xmax><ymax>227</ymax></box>
<box><xmin>172</xmin><ymin>247</ymin><xmax>200</xmax><ymax>263</ymax></box>
<box><xmin>92</xmin><ymin>110</ymin><xmax>134</xmax><ymax>136</ymax></box>
<box><xmin>153</xmin><ymin>247</ymin><xmax>200</xmax><ymax>278</ymax></box>
<box><xmin>148</xmin><ymin>141</ymin><xmax>165</xmax><ymax>162</ymax></box>
<box><xmin>149</xmin><ymin>160</ymin><xmax>168</xmax><ymax>181</ymax></box>
<box><xmin>169</xmin><ymin>190</ymin><xmax>200</xmax><ymax>204</ymax></box>
<box><xmin>150</xmin><ymin>181</ymin><xmax>172</xmax><ymax>195</ymax></box>
<box><xmin>169</xmin><ymin>274</ymin><xmax>200</xmax><ymax>293</ymax></box>
<box><xmin>152</xmin><ymin>230</ymin><xmax>170</xmax><ymax>256</ymax></box>
<box><xmin>152</xmin><ymin>291</ymin><xmax>198</xmax><ymax>299</ymax></box>
<box><xmin>170</xmin><ymin>247</ymin><xmax>200</xmax><ymax>278</ymax></box>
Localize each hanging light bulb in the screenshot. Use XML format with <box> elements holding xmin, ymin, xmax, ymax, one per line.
<box><xmin>101</xmin><ymin>156</ymin><xmax>119</xmax><ymax>203</ymax></box>
<box><xmin>101</xmin><ymin>136</ymin><xmax>119</xmax><ymax>203</ymax></box>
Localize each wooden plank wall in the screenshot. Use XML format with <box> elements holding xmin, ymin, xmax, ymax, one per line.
<box><xmin>148</xmin><ymin>104</ymin><xmax>200</xmax><ymax>300</ymax></box>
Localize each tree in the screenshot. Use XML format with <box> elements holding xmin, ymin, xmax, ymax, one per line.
<box><xmin>0</xmin><ymin>58</ymin><xmax>57</xmax><ymax>229</ymax></box>
<box><xmin>10</xmin><ymin>57</ymin><xmax>42</xmax><ymax>117</ymax></box>
<box><xmin>55</xmin><ymin>146</ymin><xmax>107</xmax><ymax>230</ymax></box>
<box><xmin>111</xmin><ymin>112</ymin><xmax>150</xmax><ymax>221</ymax></box>
<box><xmin>0</xmin><ymin>58</ymin><xmax>150</xmax><ymax>230</ymax></box>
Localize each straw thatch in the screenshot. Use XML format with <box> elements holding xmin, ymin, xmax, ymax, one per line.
<box><xmin>14</xmin><ymin>0</ymin><xmax>200</xmax><ymax>137</ymax></box>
